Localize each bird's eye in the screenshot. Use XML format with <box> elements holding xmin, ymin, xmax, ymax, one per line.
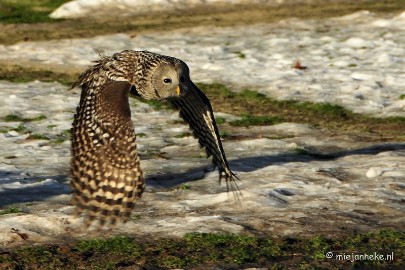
<box><xmin>163</xmin><ymin>78</ymin><xmax>172</xmax><ymax>84</ymax></box>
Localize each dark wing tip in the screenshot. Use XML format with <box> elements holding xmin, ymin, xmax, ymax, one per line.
<box><xmin>218</xmin><ymin>169</ymin><xmax>242</xmax><ymax>204</ymax></box>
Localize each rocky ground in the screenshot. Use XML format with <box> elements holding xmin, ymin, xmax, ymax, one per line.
<box><xmin>0</xmin><ymin>1</ymin><xmax>404</xmax><ymax>269</ymax></box>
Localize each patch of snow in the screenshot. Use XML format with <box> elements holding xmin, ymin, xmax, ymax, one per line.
<box><xmin>1</xmin><ymin>11</ymin><xmax>405</xmax><ymax>246</ymax></box>
<box><xmin>1</xmin><ymin>12</ymin><xmax>404</xmax><ymax>117</ymax></box>
<box><xmin>50</xmin><ymin>0</ymin><xmax>273</xmax><ymax>19</ymax></box>
<box><xmin>344</xmin><ymin>37</ymin><xmax>372</xmax><ymax>49</ymax></box>
<box><xmin>366</xmin><ymin>167</ymin><xmax>383</xmax><ymax>178</ymax></box>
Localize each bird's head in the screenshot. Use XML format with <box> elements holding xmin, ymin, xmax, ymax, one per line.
<box><xmin>131</xmin><ymin>53</ymin><xmax>192</xmax><ymax>100</ymax></box>
<box><xmin>149</xmin><ymin>59</ymin><xmax>191</xmax><ymax>100</ymax></box>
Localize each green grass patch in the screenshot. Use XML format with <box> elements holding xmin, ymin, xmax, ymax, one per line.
<box><xmin>239</xmin><ymin>89</ymin><xmax>268</xmax><ymax>101</ymax></box>
<box><xmin>183</xmin><ymin>233</ymin><xmax>264</xmax><ymax>264</ymax></box>
<box><xmin>51</xmin><ymin>138</ymin><xmax>66</xmax><ymax>144</ymax></box>
<box><xmin>3</xmin><ymin>114</ymin><xmax>24</xmax><ymax>122</ymax></box>
<box><xmin>215</xmin><ymin>116</ymin><xmax>226</xmax><ymax>125</ymax></box>
<box><xmin>0</xmin><ymin>123</ymin><xmax>29</xmax><ymax>134</ymax></box>
<box><xmin>0</xmin><ymin>0</ymin><xmax>69</xmax><ymax>24</ymax></box>
<box><xmin>220</xmin><ymin>130</ymin><xmax>230</xmax><ymax>139</ymax></box>
<box><xmin>196</xmin><ymin>82</ymin><xmax>405</xmax><ymax>140</ymax></box>
<box><xmin>0</xmin><ymin>229</ymin><xmax>403</xmax><ymax>269</ymax></box>
<box><xmin>50</xmin><ymin>129</ymin><xmax>71</xmax><ymax>144</ymax></box>
<box><xmin>234</xmin><ymin>51</ymin><xmax>246</xmax><ymax>59</ymax></box>
<box><xmin>27</xmin><ymin>133</ymin><xmax>49</xmax><ymax>140</ymax></box>
<box><xmin>3</xmin><ymin>114</ymin><xmax>47</xmax><ymax>122</ymax></box>
<box><xmin>0</xmin><ymin>207</ymin><xmax>22</xmax><ymax>215</ymax></box>
<box><xmin>174</xmin><ymin>132</ymin><xmax>193</xmax><ymax>138</ymax></box>
<box><xmin>200</xmin><ymin>84</ymin><xmax>354</xmax><ymax>122</ymax></box>
<box><xmin>177</xmin><ymin>184</ymin><xmax>191</xmax><ymax>190</ymax></box>
<box><xmin>192</xmin><ymin>153</ymin><xmax>206</xmax><ymax>158</ymax></box>
<box><xmin>75</xmin><ymin>236</ymin><xmax>139</xmax><ymax>255</ymax></box>
<box><xmin>135</xmin><ymin>132</ymin><xmax>146</xmax><ymax>138</ymax></box>
<box><xmin>230</xmin><ymin>114</ymin><xmax>282</xmax><ymax>127</ymax></box>
<box><xmin>14</xmin><ymin>123</ymin><xmax>28</xmax><ymax>132</ymax></box>
<box><xmin>299</xmin><ymin>101</ymin><xmax>352</xmax><ymax>118</ymax></box>
<box><xmin>384</xmin><ymin>116</ymin><xmax>405</xmax><ymax>124</ymax></box>
<box><xmin>1</xmin><ymin>114</ymin><xmax>47</xmax><ymax>135</ymax></box>
<box><xmin>294</xmin><ymin>148</ymin><xmax>311</xmax><ymax>155</ymax></box>
<box><xmin>0</xmin><ymin>65</ymin><xmax>76</xmax><ymax>85</ymax></box>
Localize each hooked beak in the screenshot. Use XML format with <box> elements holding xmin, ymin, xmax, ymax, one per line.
<box><xmin>176</xmin><ymin>86</ymin><xmax>181</xmax><ymax>96</ymax></box>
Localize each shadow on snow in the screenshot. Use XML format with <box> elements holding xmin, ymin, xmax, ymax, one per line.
<box><xmin>0</xmin><ymin>142</ymin><xmax>404</xmax><ymax>207</ymax></box>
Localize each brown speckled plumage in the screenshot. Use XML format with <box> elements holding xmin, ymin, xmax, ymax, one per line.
<box><xmin>71</xmin><ymin>50</ymin><xmax>239</xmax><ymax>227</ymax></box>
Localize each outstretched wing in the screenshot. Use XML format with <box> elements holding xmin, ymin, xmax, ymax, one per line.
<box><xmin>71</xmin><ymin>79</ymin><xmax>145</xmax><ymax>227</ymax></box>
<box><xmin>171</xmin><ymin>82</ymin><xmax>240</xmax><ymax>193</ymax></box>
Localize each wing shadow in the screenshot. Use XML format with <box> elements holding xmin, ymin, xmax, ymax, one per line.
<box><xmin>0</xmin><ymin>172</ymin><xmax>69</xmax><ymax>208</ymax></box>
<box><xmin>230</xmin><ymin>142</ymin><xmax>405</xmax><ymax>173</ymax></box>
<box><xmin>1</xmin><ymin>143</ymin><xmax>404</xmax><ymax>206</ymax></box>
<box><xmin>146</xmin><ymin>142</ymin><xmax>405</xmax><ymax>189</ymax></box>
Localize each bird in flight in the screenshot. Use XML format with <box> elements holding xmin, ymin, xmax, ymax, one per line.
<box><xmin>70</xmin><ymin>50</ymin><xmax>239</xmax><ymax>227</ymax></box>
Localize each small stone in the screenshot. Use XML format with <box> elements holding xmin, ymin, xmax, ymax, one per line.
<box><xmin>366</xmin><ymin>167</ymin><xmax>383</xmax><ymax>178</ymax></box>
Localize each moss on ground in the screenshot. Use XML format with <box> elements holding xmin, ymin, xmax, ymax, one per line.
<box><xmin>229</xmin><ymin>114</ymin><xmax>282</xmax><ymax>127</ymax></box>
<box><xmin>0</xmin><ymin>207</ymin><xmax>22</xmax><ymax>215</ymax></box>
<box><xmin>0</xmin><ymin>124</ymin><xmax>27</xmax><ymax>134</ymax></box>
<box><xmin>0</xmin><ymin>65</ymin><xmax>77</xmax><ymax>85</ymax></box>
<box><xmin>2</xmin><ymin>114</ymin><xmax>47</xmax><ymax>122</ymax></box>
<box><xmin>0</xmin><ymin>0</ymin><xmax>69</xmax><ymax>24</ymax></box>
<box><xmin>197</xmin><ymin>83</ymin><xmax>405</xmax><ymax>141</ymax></box>
<box><xmin>26</xmin><ymin>133</ymin><xmax>49</xmax><ymax>140</ymax></box>
<box><xmin>0</xmin><ymin>229</ymin><xmax>403</xmax><ymax>269</ymax></box>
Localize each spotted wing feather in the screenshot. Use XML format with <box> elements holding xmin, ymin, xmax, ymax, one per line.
<box><xmin>71</xmin><ymin>79</ymin><xmax>144</xmax><ymax>226</ymax></box>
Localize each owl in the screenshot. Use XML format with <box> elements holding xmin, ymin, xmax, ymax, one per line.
<box><xmin>70</xmin><ymin>50</ymin><xmax>239</xmax><ymax>226</ymax></box>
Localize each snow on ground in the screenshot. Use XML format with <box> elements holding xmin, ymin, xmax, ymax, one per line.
<box><xmin>1</xmin><ymin>78</ymin><xmax>404</xmax><ymax>245</ymax></box>
<box><xmin>1</xmin><ymin>11</ymin><xmax>405</xmax><ymax>116</ymax></box>
<box><xmin>49</xmin><ymin>0</ymin><xmax>281</xmax><ymax>19</ymax></box>
<box><xmin>0</xmin><ymin>10</ymin><xmax>405</xmax><ymax>247</ymax></box>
